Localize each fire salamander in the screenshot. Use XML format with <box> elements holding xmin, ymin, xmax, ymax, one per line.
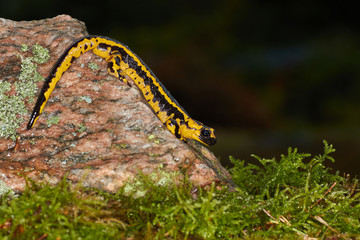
<box><xmin>27</xmin><ymin>35</ymin><xmax>217</xmax><ymax>146</ymax></box>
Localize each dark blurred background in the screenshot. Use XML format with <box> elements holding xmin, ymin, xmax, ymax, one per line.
<box><xmin>1</xmin><ymin>0</ymin><xmax>359</xmax><ymax>175</ymax></box>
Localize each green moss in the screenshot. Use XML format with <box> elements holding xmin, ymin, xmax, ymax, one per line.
<box><xmin>0</xmin><ymin>178</ymin><xmax>123</xmax><ymax>239</ymax></box>
<box><xmin>1</xmin><ymin>141</ymin><xmax>359</xmax><ymax>239</ymax></box>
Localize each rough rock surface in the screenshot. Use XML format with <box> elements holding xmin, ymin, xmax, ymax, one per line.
<box><xmin>0</xmin><ymin>15</ymin><xmax>235</xmax><ymax>193</ymax></box>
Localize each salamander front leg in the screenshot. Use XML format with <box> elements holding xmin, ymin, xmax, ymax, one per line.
<box><xmin>165</xmin><ymin>119</ymin><xmax>187</xmax><ymax>143</ymax></box>
<box><xmin>106</xmin><ymin>55</ymin><xmax>131</xmax><ymax>87</ymax></box>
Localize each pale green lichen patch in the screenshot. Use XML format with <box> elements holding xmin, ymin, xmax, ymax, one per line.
<box><xmin>79</xmin><ymin>95</ymin><xmax>92</xmax><ymax>104</ymax></box>
<box><xmin>77</xmin><ymin>123</ymin><xmax>87</xmax><ymax>133</ymax></box>
<box><xmin>147</xmin><ymin>134</ymin><xmax>160</xmax><ymax>144</ymax></box>
<box><xmin>17</xmin><ymin>56</ymin><xmax>37</xmax><ymax>82</ymax></box>
<box><xmin>32</xmin><ymin>43</ymin><xmax>50</xmax><ymax>64</ymax></box>
<box><xmin>87</xmin><ymin>62</ymin><xmax>99</xmax><ymax>70</ymax></box>
<box><xmin>14</xmin><ymin>80</ymin><xmax>37</xmax><ymax>100</ymax></box>
<box><xmin>0</xmin><ymin>43</ymin><xmax>49</xmax><ymax>139</ymax></box>
<box><xmin>20</xmin><ymin>44</ymin><xmax>29</xmax><ymax>52</ymax></box>
<box><xmin>0</xmin><ymin>81</ymin><xmax>11</xmax><ymax>95</ymax></box>
<box><xmin>0</xmin><ymin>81</ymin><xmax>27</xmax><ymax>139</ymax></box>
<box><xmin>18</xmin><ymin>55</ymin><xmax>45</xmax><ymax>83</ymax></box>
<box><xmin>147</xmin><ymin>134</ymin><xmax>155</xmax><ymax>140</ymax></box>
<box><xmin>0</xmin><ymin>180</ymin><xmax>15</xmax><ymax>198</ymax></box>
<box><xmin>46</xmin><ymin>115</ymin><xmax>60</xmax><ymax>127</ymax></box>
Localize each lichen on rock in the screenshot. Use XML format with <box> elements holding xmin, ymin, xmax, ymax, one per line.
<box><xmin>0</xmin><ymin>38</ymin><xmax>50</xmax><ymax>140</ymax></box>
<box><xmin>0</xmin><ymin>80</ymin><xmax>28</xmax><ymax>140</ymax></box>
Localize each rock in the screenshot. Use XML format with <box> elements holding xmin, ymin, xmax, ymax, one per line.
<box><xmin>0</xmin><ymin>15</ymin><xmax>235</xmax><ymax>193</ymax></box>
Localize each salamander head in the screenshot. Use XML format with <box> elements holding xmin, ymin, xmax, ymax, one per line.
<box><xmin>179</xmin><ymin>119</ymin><xmax>217</xmax><ymax>146</ymax></box>
<box><xmin>198</xmin><ymin>126</ymin><xmax>217</xmax><ymax>146</ymax></box>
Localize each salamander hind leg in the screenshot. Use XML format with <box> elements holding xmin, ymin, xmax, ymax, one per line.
<box><xmin>106</xmin><ymin>54</ymin><xmax>131</xmax><ymax>87</ymax></box>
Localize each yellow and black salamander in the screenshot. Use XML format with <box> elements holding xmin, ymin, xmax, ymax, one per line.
<box><xmin>27</xmin><ymin>35</ymin><xmax>216</xmax><ymax>146</ymax></box>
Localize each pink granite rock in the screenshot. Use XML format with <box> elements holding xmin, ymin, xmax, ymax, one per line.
<box><xmin>0</xmin><ymin>15</ymin><xmax>235</xmax><ymax>192</ymax></box>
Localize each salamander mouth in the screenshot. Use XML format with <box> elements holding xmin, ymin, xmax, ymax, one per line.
<box><xmin>204</xmin><ymin>137</ymin><xmax>217</xmax><ymax>146</ymax></box>
<box><xmin>199</xmin><ymin>134</ymin><xmax>217</xmax><ymax>146</ymax></box>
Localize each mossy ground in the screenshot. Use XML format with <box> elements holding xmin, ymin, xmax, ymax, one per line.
<box><xmin>1</xmin><ymin>141</ymin><xmax>359</xmax><ymax>239</ymax></box>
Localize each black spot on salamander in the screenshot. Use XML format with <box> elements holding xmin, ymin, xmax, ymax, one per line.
<box><xmin>107</xmin><ymin>62</ymin><xmax>115</xmax><ymax>72</ymax></box>
<box><xmin>174</xmin><ymin>122</ymin><xmax>181</xmax><ymax>139</ymax></box>
<box><xmin>135</xmin><ymin>65</ymin><xmax>142</xmax><ymax>73</ymax></box>
<box><xmin>98</xmin><ymin>43</ymin><xmax>109</xmax><ymax>51</ymax></box>
<box><xmin>150</xmin><ymin>84</ymin><xmax>159</xmax><ymax>92</ymax></box>
<box><xmin>143</xmin><ymin>78</ymin><xmax>151</xmax><ymax>86</ymax></box>
<box><xmin>114</xmin><ymin>56</ymin><xmax>121</xmax><ymax>66</ymax></box>
<box><xmin>70</xmin><ymin>56</ymin><xmax>76</xmax><ymax>63</ymax></box>
<box><xmin>84</xmin><ymin>44</ymin><xmax>88</xmax><ymax>51</ymax></box>
<box><xmin>158</xmin><ymin>101</ymin><xmax>167</xmax><ymax>111</ymax></box>
<box><xmin>109</xmin><ymin>45</ymin><xmax>121</xmax><ymax>53</ymax></box>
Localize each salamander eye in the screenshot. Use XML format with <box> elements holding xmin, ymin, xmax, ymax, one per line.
<box><xmin>201</xmin><ymin>128</ymin><xmax>210</xmax><ymax>137</ymax></box>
